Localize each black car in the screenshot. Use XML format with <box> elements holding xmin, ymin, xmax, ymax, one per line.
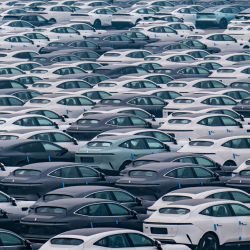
<box><xmin>39</xmin><ymin>39</ymin><xmax>112</xmax><ymax>55</ymax></box>
<box><xmin>0</xmin><ymin>162</ymin><xmax>119</xmax><ymax>200</ymax></box>
<box><xmin>20</xmin><ymin>14</ymin><xmax>56</xmax><ymax>26</ymax></box>
<box><xmin>93</xmin><ymin>65</ymin><xmax>149</xmax><ymax>79</ymax></box>
<box><xmin>227</xmin><ymin>168</ymin><xmax>250</xmax><ymax>192</ymax></box>
<box><xmin>66</xmin><ymin>113</ymin><xmax>152</xmax><ymax>140</ymax></box>
<box><xmin>33</xmin><ymin>185</ymin><xmax>153</xmax><ymax>213</ymax></box>
<box><xmin>116</xmin><ymin>162</ymin><xmax>221</xmax><ymax>200</ymax></box>
<box><xmin>96</xmin><ymin>93</ymin><xmax>167</xmax><ymax>117</ymax></box>
<box><xmin>233</xmin><ymin>98</ymin><xmax>250</xmax><ymax>120</ymax></box>
<box><xmin>85</xmin><ymin>32</ymin><xmax>151</xmax><ymax>50</ymax></box>
<box><xmin>0</xmin><ymin>140</ymin><xmax>74</xmax><ymax>166</ymax></box>
<box><xmin>20</xmin><ymin>198</ymin><xmax>148</xmax><ymax>242</ymax></box>
<box><xmin>0</xmin><ymin>229</ymin><xmax>41</xmax><ymax>249</ymax></box>
<box><xmin>32</xmin><ymin>49</ymin><xmax>100</xmax><ymax>66</ymax></box>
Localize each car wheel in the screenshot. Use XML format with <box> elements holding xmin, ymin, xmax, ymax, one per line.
<box><xmin>223</xmin><ymin>160</ymin><xmax>237</xmax><ymax>167</ymax></box>
<box><xmin>94</xmin><ymin>20</ymin><xmax>102</xmax><ymax>29</ymax></box>
<box><xmin>219</xmin><ymin>18</ymin><xmax>227</xmax><ymax>28</ymax></box>
<box><xmin>197</xmin><ymin>233</ymin><xmax>219</xmax><ymax>250</ymax></box>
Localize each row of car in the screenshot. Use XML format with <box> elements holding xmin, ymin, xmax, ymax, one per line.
<box><xmin>1</xmin><ymin>0</ymin><xmax>250</xmax><ymax>249</ymax></box>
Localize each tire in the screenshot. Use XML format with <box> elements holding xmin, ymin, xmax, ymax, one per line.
<box><xmin>197</xmin><ymin>233</ymin><xmax>219</xmax><ymax>250</ymax></box>
<box><xmin>219</xmin><ymin>18</ymin><xmax>228</xmax><ymax>29</ymax></box>
<box><xmin>94</xmin><ymin>20</ymin><xmax>102</xmax><ymax>29</ymax></box>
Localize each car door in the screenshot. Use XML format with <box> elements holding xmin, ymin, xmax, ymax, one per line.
<box><xmin>106</xmin><ymin>203</ymin><xmax>143</xmax><ymax>231</ymax></box>
<box><xmin>206</xmin><ymin>204</ymin><xmax>241</xmax><ymax>244</ymax></box>
<box><xmin>229</xmin><ymin>203</ymin><xmax>250</xmax><ymax>242</ymax></box>
<box><xmin>0</xmin><ymin>231</ymin><xmax>27</xmax><ymax>250</ymax></box>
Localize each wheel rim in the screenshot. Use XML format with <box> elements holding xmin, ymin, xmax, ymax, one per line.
<box><xmin>200</xmin><ymin>235</ymin><xmax>218</xmax><ymax>250</ymax></box>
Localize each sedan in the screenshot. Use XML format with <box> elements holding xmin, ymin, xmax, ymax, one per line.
<box><xmin>20</xmin><ymin>198</ymin><xmax>148</xmax><ymax>242</ymax></box>
<box><xmin>116</xmin><ymin>162</ymin><xmax>221</xmax><ymax>200</ymax></box>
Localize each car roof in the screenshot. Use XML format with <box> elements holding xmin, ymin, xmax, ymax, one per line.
<box><xmin>169</xmin><ymin>186</ymin><xmax>228</xmax><ymax>194</ymax></box>
<box><xmin>170</xmin><ymin>198</ymin><xmax>227</xmax><ymax>206</ymax></box>
<box><xmin>59</xmin><ymin>228</ymin><xmax>129</xmax><ymax>236</ymax></box>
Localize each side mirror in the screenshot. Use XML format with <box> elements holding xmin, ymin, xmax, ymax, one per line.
<box><xmin>61</xmin><ymin>115</ymin><xmax>66</xmax><ymax>122</ymax></box>
<box><xmin>164</xmin><ymin>144</ymin><xmax>170</xmax><ymax>151</ymax></box>
<box><xmin>238</xmin><ymin>122</ymin><xmax>243</xmax><ymax>128</ymax></box>
<box><xmin>72</xmin><ymin>138</ymin><xmax>78</xmax><ymax>145</ymax></box>
<box><xmin>151</xmin><ymin>115</ymin><xmax>156</xmax><ymax>122</ymax></box>
<box><xmin>99</xmin><ymin>172</ymin><xmax>106</xmax><ymax>181</ymax></box>
<box><xmin>54</xmin><ymin>122</ymin><xmax>59</xmax><ymax>129</ymax></box>
<box><xmin>0</xmin><ymin>210</ymin><xmax>7</xmax><ymax>218</ymax></box>
<box><xmin>10</xmin><ymin>197</ymin><xmax>17</xmax><ymax>206</ymax></box>
<box><xmin>135</xmin><ymin>197</ymin><xmax>142</xmax><ymax>206</ymax></box>
<box><xmin>240</xmin><ymin>115</ymin><xmax>245</xmax><ymax>122</ymax></box>
<box><xmin>24</xmin><ymin>240</ymin><xmax>32</xmax><ymax>249</ymax></box>
<box><xmin>0</xmin><ymin>163</ymin><xmax>5</xmax><ymax>171</ymax></box>
<box><xmin>131</xmin><ymin>210</ymin><xmax>138</xmax><ymax>218</ymax></box>
<box><xmin>172</xmin><ymin>138</ymin><xmax>177</xmax><ymax>145</ymax></box>
<box><xmin>131</xmin><ymin>39</ymin><xmax>135</xmax><ymax>43</ymax></box>
<box><xmin>145</xmin><ymin>36</ymin><xmax>150</xmax><ymax>40</ymax></box>
<box><xmin>155</xmin><ymin>240</ymin><xmax>162</xmax><ymax>250</ymax></box>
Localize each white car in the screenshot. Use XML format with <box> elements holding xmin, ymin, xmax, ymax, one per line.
<box><xmin>234</xmin><ymin>159</ymin><xmax>250</xmax><ymax>173</ymax></box>
<box><xmin>0</xmin><ymin>114</ymin><xmax>58</xmax><ymax>132</ymax></box>
<box><xmin>147</xmin><ymin>186</ymin><xmax>250</xmax><ymax>214</ymax></box>
<box><xmin>0</xmin><ymin>190</ymin><xmax>34</xmax><ymax>215</ymax></box>
<box><xmin>179</xmin><ymin>134</ymin><xmax>250</xmax><ymax>167</ymax></box>
<box><xmin>95</xmin><ymin>128</ymin><xmax>180</xmax><ymax>151</ymax></box>
<box><xmin>159</xmin><ymin>113</ymin><xmax>245</xmax><ymax>141</ymax></box>
<box><xmin>0</xmin><ymin>20</ymin><xmax>35</xmax><ymax>33</ymax></box>
<box><xmin>144</xmin><ymin>199</ymin><xmax>250</xmax><ymax>250</ymax></box>
<box><xmin>40</xmin><ymin>228</ymin><xmax>190</xmax><ymax>250</ymax></box>
<box><xmin>163</xmin><ymin>94</ymin><xmax>237</xmax><ymax>116</ymax></box>
<box><xmin>198</xmin><ymin>33</ymin><xmax>244</xmax><ymax>52</ymax></box>
<box><xmin>0</xmin><ymin>130</ymin><xmax>85</xmax><ymax>152</ymax></box>
<box><xmin>71</xmin><ymin>7</ymin><xmax>114</xmax><ymax>28</ymax></box>
<box><xmin>24</xmin><ymin>94</ymin><xmax>95</xmax><ymax>118</ymax></box>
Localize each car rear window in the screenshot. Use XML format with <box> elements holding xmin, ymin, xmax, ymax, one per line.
<box><xmin>14</xmin><ymin>169</ymin><xmax>41</xmax><ymax>176</ymax></box>
<box><xmin>77</xmin><ymin>119</ymin><xmax>100</xmax><ymax>125</ymax></box>
<box><xmin>159</xmin><ymin>207</ymin><xmax>190</xmax><ymax>215</ymax></box>
<box><xmin>51</xmin><ymin>238</ymin><xmax>84</xmax><ymax>246</ymax></box>
<box><xmin>36</xmin><ymin>206</ymin><xmax>66</xmax><ymax>215</ymax></box>
<box><xmin>168</xmin><ymin>119</ymin><xmax>191</xmax><ymax>124</ymax></box>
<box><xmin>189</xmin><ymin>141</ymin><xmax>214</xmax><ymax>146</ymax></box>
<box><xmin>30</xmin><ymin>99</ymin><xmax>50</xmax><ymax>104</ymax></box>
<box><xmin>129</xmin><ymin>170</ymin><xmax>157</xmax><ymax>178</ymax></box>
<box><xmin>162</xmin><ymin>195</ymin><xmax>192</xmax><ymax>202</ymax></box>
<box><xmin>87</xmin><ymin>141</ymin><xmax>112</xmax><ymax>147</ymax></box>
<box><xmin>240</xmin><ymin>170</ymin><xmax>250</xmax><ymax>176</ymax></box>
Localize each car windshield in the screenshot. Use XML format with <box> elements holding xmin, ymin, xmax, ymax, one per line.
<box><xmin>129</xmin><ymin>170</ymin><xmax>157</xmax><ymax>178</ymax></box>
<box><xmin>14</xmin><ymin>169</ymin><xmax>41</xmax><ymax>176</ymax></box>
<box><xmin>159</xmin><ymin>207</ymin><xmax>190</xmax><ymax>215</ymax></box>
<box><xmin>36</xmin><ymin>206</ymin><xmax>66</xmax><ymax>215</ymax></box>
<box><xmin>50</xmin><ymin>238</ymin><xmax>84</xmax><ymax>246</ymax></box>
<box><xmin>87</xmin><ymin>141</ymin><xmax>112</xmax><ymax>147</ymax></box>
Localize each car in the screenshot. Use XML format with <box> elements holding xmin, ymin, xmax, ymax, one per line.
<box><xmin>20</xmin><ymin>14</ymin><xmax>56</xmax><ymax>26</ymax></box>
<box><xmin>144</xmin><ymin>199</ymin><xmax>250</xmax><ymax>250</ymax></box>
<box><xmin>159</xmin><ymin>113</ymin><xmax>245</xmax><ymax>141</ymax></box>
<box><xmin>75</xmin><ymin>135</ymin><xmax>168</xmax><ymax>174</ymax></box>
<box><xmin>0</xmin><ymin>140</ymin><xmax>74</xmax><ymax>166</ymax></box>
<box><xmin>116</xmin><ymin>162</ymin><xmax>221</xmax><ymax>200</ymax></box>
<box><xmin>20</xmin><ymin>198</ymin><xmax>148</xmax><ymax>242</ymax></box>
<box><xmin>196</xmin><ymin>5</ymin><xmax>242</xmax><ymax>28</ymax></box>
<box><xmin>147</xmin><ymin>186</ymin><xmax>250</xmax><ymax>214</ymax></box>
<box><xmin>0</xmin><ymin>162</ymin><xmax>118</xmax><ymax>201</ymax></box>
<box><xmin>39</xmin><ymin>228</ymin><xmax>190</xmax><ymax>250</ymax></box>
<box><xmin>179</xmin><ymin>134</ymin><xmax>250</xmax><ymax>168</ymax></box>
<box><xmin>33</xmin><ymin>185</ymin><xmax>153</xmax><ymax>214</ymax></box>
<box><xmin>0</xmin><ymin>229</ymin><xmax>41</xmax><ymax>250</ymax></box>
<box><xmin>97</xmin><ymin>93</ymin><xmax>167</xmax><ymax>117</ymax></box>
<box><xmin>227</xmin><ymin>167</ymin><xmax>250</xmax><ymax>192</ymax></box>
<box><xmin>66</xmin><ymin>113</ymin><xmax>153</xmax><ymax>140</ymax></box>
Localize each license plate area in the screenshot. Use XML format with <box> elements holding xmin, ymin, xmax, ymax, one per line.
<box><xmin>150</xmin><ymin>227</ymin><xmax>168</xmax><ymax>234</ymax></box>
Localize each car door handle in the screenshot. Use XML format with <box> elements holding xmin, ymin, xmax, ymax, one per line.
<box><xmin>239</xmin><ymin>221</ymin><xmax>247</xmax><ymax>226</ymax></box>
<box><xmin>216</xmin><ymin>224</ymin><xmax>222</xmax><ymax>227</ymax></box>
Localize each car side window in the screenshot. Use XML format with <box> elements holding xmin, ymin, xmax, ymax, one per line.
<box><xmin>112</xmin><ymin>191</ymin><xmax>135</xmax><ymax>203</ymax></box>
<box><xmin>201</xmin><ymin>204</ymin><xmax>232</xmax><ymax>217</ymax></box>
<box><xmin>120</xmin><ymin>139</ymin><xmax>147</xmax><ymax>149</ymax></box>
<box><xmin>107</xmin><ymin>203</ymin><xmax>130</xmax><ymax>216</ymax></box>
<box><xmin>42</xmin><ymin>142</ymin><xmax>64</xmax><ymax>152</ymax></box>
<box><xmin>127</xmin><ymin>233</ymin><xmax>155</xmax><ymax>247</ymax></box>
<box><xmin>0</xmin><ymin>232</ymin><xmax>24</xmax><ymax>246</ymax></box>
<box><xmin>231</xmin><ymin>192</ymin><xmax>250</xmax><ymax>203</ymax></box>
<box><xmin>77</xmin><ymin>166</ymin><xmax>99</xmax><ymax>178</ymax></box>
<box><xmin>166</xmin><ymin>167</ymin><xmax>195</xmax><ymax>178</ymax></box>
<box><xmin>94</xmin><ymin>234</ymin><xmax>130</xmax><ymax>248</ymax></box>
<box><xmin>50</xmin><ymin>167</ymin><xmax>80</xmax><ymax>178</ymax></box>
<box><xmin>230</xmin><ymin>204</ymin><xmax>250</xmax><ymax>216</ymax></box>
<box><xmin>130</xmin><ymin>117</ymin><xmax>147</xmax><ymax>126</ymax></box>
<box><xmin>76</xmin><ymin>204</ymin><xmax>109</xmax><ymax>216</ymax></box>
<box><xmin>87</xmin><ymin>191</ymin><xmax>114</xmax><ymax>200</ymax></box>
